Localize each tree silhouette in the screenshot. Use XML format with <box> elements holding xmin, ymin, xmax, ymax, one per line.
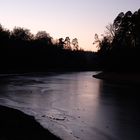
<box><xmin>35</xmin><ymin>31</ymin><xmax>52</xmax><ymax>46</ymax></box>
<box><xmin>64</xmin><ymin>37</ymin><xmax>71</xmax><ymax>50</ymax></box>
<box><xmin>93</xmin><ymin>34</ymin><xmax>100</xmax><ymax>50</ymax></box>
<box><xmin>72</xmin><ymin>38</ymin><xmax>79</xmax><ymax>50</ymax></box>
<box><xmin>11</xmin><ymin>27</ymin><xmax>33</xmax><ymax>41</ymax></box>
<box><xmin>0</xmin><ymin>23</ymin><xmax>96</xmax><ymax>73</ymax></box>
<box><xmin>58</xmin><ymin>38</ymin><xmax>65</xmax><ymax>49</ymax></box>
<box><xmin>96</xmin><ymin>8</ymin><xmax>140</xmax><ymax>72</ymax></box>
<box><xmin>0</xmin><ymin>24</ymin><xmax>10</xmax><ymax>46</ymax></box>
<box><xmin>105</xmin><ymin>23</ymin><xmax>115</xmax><ymax>43</ymax></box>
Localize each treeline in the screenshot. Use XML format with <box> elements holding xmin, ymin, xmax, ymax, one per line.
<box><xmin>0</xmin><ymin>24</ymin><xmax>96</xmax><ymax>73</ymax></box>
<box><xmin>96</xmin><ymin>8</ymin><xmax>140</xmax><ymax>72</ymax></box>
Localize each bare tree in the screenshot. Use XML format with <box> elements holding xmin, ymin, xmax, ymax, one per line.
<box><xmin>64</xmin><ymin>37</ymin><xmax>71</xmax><ymax>50</ymax></box>
<box><xmin>105</xmin><ymin>23</ymin><xmax>115</xmax><ymax>42</ymax></box>
<box><xmin>72</xmin><ymin>38</ymin><xmax>79</xmax><ymax>50</ymax></box>
<box><xmin>93</xmin><ymin>34</ymin><xmax>100</xmax><ymax>49</ymax></box>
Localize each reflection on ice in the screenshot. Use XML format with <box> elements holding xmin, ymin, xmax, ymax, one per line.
<box><xmin>45</xmin><ymin>109</ymin><xmax>67</xmax><ymax>121</ymax></box>
<box><xmin>0</xmin><ymin>72</ymin><xmax>140</xmax><ymax>140</ymax></box>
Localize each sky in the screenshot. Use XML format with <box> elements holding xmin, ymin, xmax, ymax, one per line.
<box><xmin>0</xmin><ymin>0</ymin><xmax>140</xmax><ymax>51</ymax></box>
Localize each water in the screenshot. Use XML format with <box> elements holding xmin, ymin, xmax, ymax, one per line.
<box><xmin>0</xmin><ymin>72</ymin><xmax>140</xmax><ymax>140</ymax></box>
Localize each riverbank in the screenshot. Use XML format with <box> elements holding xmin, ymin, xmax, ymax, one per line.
<box><xmin>93</xmin><ymin>72</ymin><xmax>140</xmax><ymax>84</ymax></box>
<box><xmin>0</xmin><ymin>105</ymin><xmax>61</xmax><ymax>140</ymax></box>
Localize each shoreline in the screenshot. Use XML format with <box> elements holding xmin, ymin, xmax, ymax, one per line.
<box><xmin>0</xmin><ymin>105</ymin><xmax>61</xmax><ymax>140</ymax></box>
<box><xmin>93</xmin><ymin>72</ymin><xmax>140</xmax><ymax>84</ymax></box>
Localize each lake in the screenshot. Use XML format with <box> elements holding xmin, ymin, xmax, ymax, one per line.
<box><xmin>0</xmin><ymin>72</ymin><xmax>140</xmax><ymax>140</ymax></box>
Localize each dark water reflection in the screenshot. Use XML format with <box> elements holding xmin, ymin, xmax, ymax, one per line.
<box><xmin>0</xmin><ymin>72</ymin><xmax>140</xmax><ymax>140</ymax></box>
<box><xmin>98</xmin><ymin>81</ymin><xmax>140</xmax><ymax>140</ymax></box>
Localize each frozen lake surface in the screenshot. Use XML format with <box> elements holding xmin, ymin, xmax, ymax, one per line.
<box><xmin>0</xmin><ymin>72</ymin><xmax>140</xmax><ymax>140</ymax></box>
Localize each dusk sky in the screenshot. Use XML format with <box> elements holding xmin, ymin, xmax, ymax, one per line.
<box><xmin>0</xmin><ymin>0</ymin><xmax>140</xmax><ymax>51</ymax></box>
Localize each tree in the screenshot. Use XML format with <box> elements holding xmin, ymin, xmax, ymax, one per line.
<box><xmin>112</xmin><ymin>11</ymin><xmax>135</xmax><ymax>48</ymax></box>
<box><xmin>99</xmin><ymin>37</ymin><xmax>111</xmax><ymax>53</ymax></box>
<box><xmin>0</xmin><ymin>24</ymin><xmax>10</xmax><ymax>43</ymax></box>
<box><xmin>72</xmin><ymin>38</ymin><xmax>79</xmax><ymax>50</ymax></box>
<box><xmin>113</xmin><ymin>12</ymin><xmax>124</xmax><ymax>32</ymax></box>
<box><xmin>11</xmin><ymin>27</ymin><xmax>33</xmax><ymax>41</ymax></box>
<box><xmin>131</xmin><ymin>9</ymin><xmax>140</xmax><ymax>48</ymax></box>
<box><xmin>96</xmin><ymin>9</ymin><xmax>140</xmax><ymax>72</ymax></box>
<box><xmin>105</xmin><ymin>23</ymin><xmax>115</xmax><ymax>43</ymax></box>
<box><xmin>64</xmin><ymin>37</ymin><xmax>71</xmax><ymax>50</ymax></box>
<box><xmin>58</xmin><ymin>38</ymin><xmax>65</xmax><ymax>49</ymax></box>
<box><xmin>93</xmin><ymin>34</ymin><xmax>101</xmax><ymax>49</ymax></box>
<box><xmin>35</xmin><ymin>31</ymin><xmax>52</xmax><ymax>45</ymax></box>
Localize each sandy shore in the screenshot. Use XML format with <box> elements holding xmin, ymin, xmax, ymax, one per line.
<box><xmin>0</xmin><ymin>105</ymin><xmax>61</xmax><ymax>140</ymax></box>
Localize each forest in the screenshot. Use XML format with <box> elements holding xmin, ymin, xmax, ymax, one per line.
<box><xmin>0</xmin><ymin>25</ymin><xmax>97</xmax><ymax>73</ymax></box>
<box><xmin>0</xmin><ymin>8</ymin><xmax>140</xmax><ymax>73</ymax></box>
<box><xmin>96</xmin><ymin>8</ymin><xmax>140</xmax><ymax>73</ymax></box>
